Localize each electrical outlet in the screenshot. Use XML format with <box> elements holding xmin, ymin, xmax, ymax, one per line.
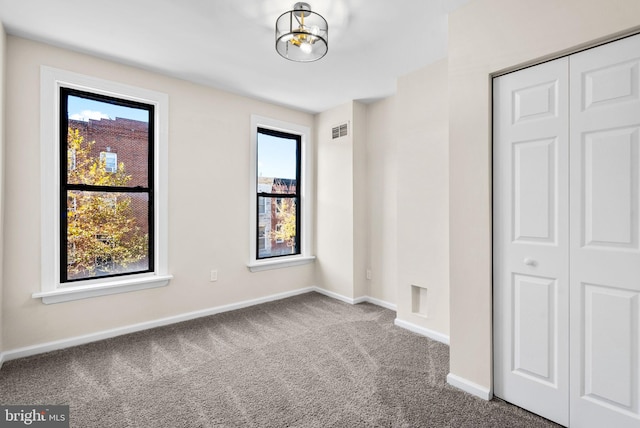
<box><xmin>366</xmin><ymin>269</ymin><xmax>372</xmax><ymax>280</ymax></box>
<box><xmin>210</xmin><ymin>270</ymin><xmax>218</xmax><ymax>282</ymax></box>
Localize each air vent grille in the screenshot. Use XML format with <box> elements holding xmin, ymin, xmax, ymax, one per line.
<box><xmin>332</xmin><ymin>123</ymin><xmax>349</xmax><ymax>139</ymax></box>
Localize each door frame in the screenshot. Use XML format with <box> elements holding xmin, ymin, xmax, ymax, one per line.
<box><xmin>490</xmin><ymin>29</ymin><xmax>640</xmax><ymax>396</ymax></box>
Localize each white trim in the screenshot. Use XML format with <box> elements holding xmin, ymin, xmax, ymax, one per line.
<box><xmin>4</xmin><ymin>287</ymin><xmax>317</xmax><ymax>364</ymax></box>
<box><xmin>312</xmin><ymin>287</ymin><xmax>397</xmax><ymax>311</ymax></box>
<box><xmin>312</xmin><ymin>287</ymin><xmax>359</xmax><ymax>305</ymax></box>
<box><xmin>446</xmin><ymin>373</ymin><xmax>493</xmax><ymax>401</ymax></box>
<box><xmin>394</xmin><ymin>318</ymin><xmax>450</xmax><ymax>345</ymax></box>
<box><xmin>38</xmin><ymin>66</ymin><xmax>170</xmax><ymax>302</ymax></box>
<box><xmin>249</xmin><ymin>115</ymin><xmax>314</xmax><ymax>267</ymax></box>
<box><xmin>362</xmin><ymin>296</ymin><xmax>397</xmax><ymax>311</ymax></box>
<box><xmin>247</xmin><ymin>255</ymin><xmax>316</xmax><ymax>272</ymax></box>
<box><xmin>32</xmin><ymin>275</ymin><xmax>173</xmax><ymax>304</ymax></box>
<box><xmin>0</xmin><ymin>287</ymin><xmax>399</xmax><ymax>367</ymax></box>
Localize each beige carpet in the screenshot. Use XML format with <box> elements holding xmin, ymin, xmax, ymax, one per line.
<box><xmin>0</xmin><ymin>292</ymin><xmax>559</xmax><ymax>427</ymax></box>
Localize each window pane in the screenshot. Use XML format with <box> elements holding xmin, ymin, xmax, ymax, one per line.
<box><xmin>66</xmin><ymin>191</ymin><xmax>149</xmax><ymax>281</ymax></box>
<box><xmin>67</xmin><ymin>95</ymin><xmax>149</xmax><ymax>187</ymax></box>
<box><xmin>257</xmin><ymin>132</ymin><xmax>297</xmax><ymax>195</ymax></box>
<box><xmin>257</xmin><ymin>196</ymin><xmax>298</xmax><ymax>258</ymax></box>
<box><xmin>257</xmin><ymin>177</ymin><xmax>297</xmax><ymax>195</ymax></box>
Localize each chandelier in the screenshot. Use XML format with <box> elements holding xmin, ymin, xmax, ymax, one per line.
<box><xmin>275</xmin><ymin>2</ymin><xmax>328</xmax><ymax>62</ymax></box>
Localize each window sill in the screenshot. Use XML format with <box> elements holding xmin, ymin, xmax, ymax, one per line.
<box><xmin>247</xmin><ymin>256</ymin><xmax>316</xmax><ymax>272</ymax></box>
<box><xmin>33</xmin><ymin>274</ymin><xmax>173</xmax><ymax>304</ymax></box>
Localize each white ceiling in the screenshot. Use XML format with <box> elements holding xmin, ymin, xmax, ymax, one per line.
<box><xmin>0</xmin><ymin>0</ymin><xmax>470</xmax><ymax>113</ymax></box>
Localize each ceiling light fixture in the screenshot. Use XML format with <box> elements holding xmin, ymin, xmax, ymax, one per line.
<box><xmin>275</xmin><ymin>2</ymin><xmax>328</xmax><ymax>62</ymax></box>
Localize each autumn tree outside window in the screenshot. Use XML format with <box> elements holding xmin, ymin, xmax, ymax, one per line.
<box><xmin>60</xmin><ymin>88</ymin><xmax>154</xmax><ymax>283</ymax></box>
<box><xmin>35</xmin><ymin>67</ymin><xmax>170</xmax><ymax>304</ymax></box>
<box><xmin>256</xmin><ymin>128</ymin><xmax>301</xmax><ymax>260</ymax></box>
<box><xmin>248</xmin><ymin>115</ymin><xmax>313</xmax><ymax>272</ymax></box>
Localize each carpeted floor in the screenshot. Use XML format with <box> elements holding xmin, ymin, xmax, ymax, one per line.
<box><xmin>0</xmin><ymin>292</ymin><xmax>560</xmax><ymax>427</ymax></box>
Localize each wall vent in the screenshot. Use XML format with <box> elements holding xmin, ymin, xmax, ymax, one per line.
<box><xmin>331</xmin><ymin>122</ymin><xmax>349</xmax><ymax>139</ymax></box>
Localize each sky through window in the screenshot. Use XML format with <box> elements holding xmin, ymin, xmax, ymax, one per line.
<box><xmin>68</xmin><ymin>95</ymin><xmax>149</xmax><ymax>122</ymax></box>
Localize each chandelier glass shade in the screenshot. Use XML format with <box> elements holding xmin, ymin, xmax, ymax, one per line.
<box><xmin>275</xmin><ymin>2</ymin><xmax>328</xmax><ymax>62</ymax></box>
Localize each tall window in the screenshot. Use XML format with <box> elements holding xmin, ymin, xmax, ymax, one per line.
<box><xmin>256</xmin><ymin>128</ymin><xmax>301</xmax><ymax>259</ymax></box>
<box><xmin>37</xmin><ymin>67</ymin><xmax>170</xmax><ymax>304</ymax></box>
<box><xmin>60</xmin><ymin>88</ymin><xmax>153</xmax><ymax>283</ymax></box>
<box><xmin>248</xmin><ymin>115</ymin><xmax>313</xmax><ymax>272</ymax></box>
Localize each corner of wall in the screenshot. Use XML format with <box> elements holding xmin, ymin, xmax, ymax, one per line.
<box><xmin>314</xmin><ymin>102</ymin><xmax>356</xmax><ymax>299</ymax></box>
<box><xmin>314</xmin><ymin>100</ymin><xmax>371</xmax><ymax>301</ymax></box>
<box><xmin>447</xmin><ymin>0</ymin><xmax>640</xmax><ymax>393</ymax></box>
<box><xmin>364</xmin><ymin>96</ymin><xmax>398</xmax><ymax>306</ymax></box>
<box><xmin>3</xmin><ymin>36</ymin><xmax>317</xmax><ymax>352</ymax></box>
<box><xmin>351</xmin><ymin>101</ymin><xmax>368</xmax><ymax>299</ymax></box>
<box><xmin>0</xmin><ymin>21</ymin><xmax>6</xmax><ymax>359</ymax></box>
<box><xmin>394</xmin><ymin>60</ymin><xmax>450</xmax><ymax>340</ymax></box>
<box><xmin>446</xmin><ymin>372</ymin><xmax>492</xmax><ymax>400</ymax></box>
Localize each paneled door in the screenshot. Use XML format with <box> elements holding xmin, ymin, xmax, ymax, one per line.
<box><xmin>493</xmin><ymin>57</ymin><xmax>570</xmax><ymax>426</ymax></box>
<box><xmin>569</xmin><ymin>34</ymin><xmax>640</xmax><ymax>428</ymax></box>
<box><xmin>494</xmin><ymin>33</ymin><xmax>640</xmax><ymax>427</ymax></box>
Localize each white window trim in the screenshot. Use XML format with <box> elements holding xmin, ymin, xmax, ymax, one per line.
<box><xmin>100</xmin><ymin>151</ymin><xmax>118</xmax><ymax>173</ymax></box>
<box><xmin>35</xmin><ymin>66</ymin><xmax>172</xmax><ymax>304</ymax></box>
<box><xmin>248</xmin><ymin>115</ymin><xmax>315</xmax><ymax>272</ymax></box>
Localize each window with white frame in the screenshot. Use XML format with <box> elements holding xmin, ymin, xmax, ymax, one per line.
<box><xmin>35</xmin><ymin>67</ymin><xmax>171</xmax><ymax>304</ymax></box>
<box><xmin>248</xmin><ymin>115</ymin><xmax>314</xmax><ymax>271</ymax></box>
<box><xmin>99</xmin><ymin>151</ymin><xmax>118</xmax><ymax>173</ymax></box>
<box><xmin>256</xmin><ymin>129</ymin><xmax>300</xmax><ymax>258</ymax></box>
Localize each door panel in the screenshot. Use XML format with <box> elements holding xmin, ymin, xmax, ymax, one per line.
<box><xmin>493</xmin><ymin>57</ymin><xmax>570</xmax><ymax>426</ymax></box>
<box><xmin>570</xmin><ymin>34</ymin><xmax>640</xmax><ymax>428</ymax></box>
<box><xmin>583</xmin><ymin>60</ymin><xmax>639</xmax><ymax>110</ymax></box>
<box><xmin>514</xmin><ymin>80</ymin><xmax>560</xmax><ymax>123</ymax></box>
<box><xmin>583</xmin><ymin>284</ymin><xmax>638</xmax><ymax>411</ymax></box>
<box><xmin>513</xmin><ymin>138</ymin><xmax>557</xmax><ymax>243</ymax></box>
<box><xmin>582</xmin><ymin>127</ymin><xmax>639</xmax><ymax>248</ymax></box>
<box><xmin>512</xmin><ymin>274</ymin><xmax>558</xmax><ymax>385</ymax></box>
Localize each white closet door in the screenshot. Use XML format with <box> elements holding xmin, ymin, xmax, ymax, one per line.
<box><xmin>569</xmin><ymin>34</ymin><xmax>640</xmax><ymax>428</ymax></box>
<box><xmin>493</xmin><ymin>58</ymin><xmax>570</xmax><ymax>426</ymax></box>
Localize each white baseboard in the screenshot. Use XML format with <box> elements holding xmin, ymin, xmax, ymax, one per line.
<box><xmin>446</xmin><ymin>373</ymin><xmax>493</xmax><ymax>400</ymax></box>
<box><xmin>0</xmin><ymin>286</ymin><xmax>316</xmax><ymax>364</ymax></box>
<box><xmin>361</xmin><ymin>296</ymin><xmax>397</xmax><ymax>311</ymax></box>
<box><xmin>0</xmin><ymin>286</ymin><xmax>397</xmax><ymax>366</ymax></box>
<box><xmin>312</xmin><ymin>287</ymin><xmax>358</xmax><ymax>304</ymax></box>
<box><xmin>393</xmin><ymin>318</ymin><xmax>450</xmax><ymax>345</ymax></box>
<box><xmin>312</xmin><ymin>287</ymin><xmax>396</xmax><ymax>311</ymax></box>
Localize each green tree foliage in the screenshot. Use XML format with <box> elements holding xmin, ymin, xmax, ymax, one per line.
<box><xmin>271</xmin><ymin>198</ymin><xmax>297</xmax><ymax>253</ymax></box>
<box><xmin>67</xmin><ymin>128</ymin><xmax>148</xmax><ymax>280</ymax></box>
